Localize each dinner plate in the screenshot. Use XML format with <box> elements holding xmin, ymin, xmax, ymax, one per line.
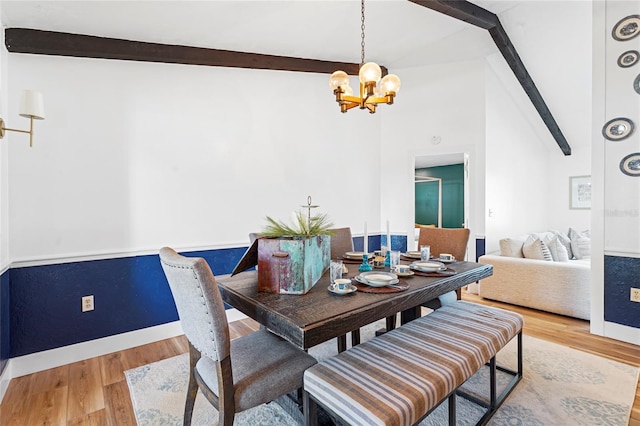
<box><xmin>344</xmin><ymin>251</ymin><xmax>366</xmax><ymax>259</ymax></box>
<box><xmin>355</xmin><ymin>273</ymin><xmax>400</xmax><ymax>287</ymax></box>
<box><xmin>359</xmin><ymin>271</ymin><xmax>398</xmax><ymax>280</ymax></box>
<box><xmin>404</xmin><ymin>251</ymin><xmax>422</xmax><ymax>259</ymax></box>
<box><xmin>363</xmin><ymin>274</ymin><xmax>395</xmax><ymax>285</ymax></box>
<box><xmin>411</xmin><ymin>261</ymin><xmax>446</xmax><ymax>272</ymax></box>
<box><xmin>328</xmin><ymin>283</ymin><xmax>358</xmax><ymax>295</ymax></box>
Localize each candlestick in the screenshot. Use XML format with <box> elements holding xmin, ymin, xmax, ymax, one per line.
<box><xmin>364</xmin><ymin>221</ymin><xmax>368</xmax><ymax>254</ymax></box>
<box><xmin>386</xmin><ymin>220</ymin><xmax>391</xmax><ymax>250</ymax></box>
<box><xmin>359</xmin><ymin>253</ymin><xmax>372</xmax><ymax>272</ymax></box>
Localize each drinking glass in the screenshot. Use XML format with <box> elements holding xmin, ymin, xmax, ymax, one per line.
<box><xmin>420</xmin><ymin>245</ymin><xmax>431</xmax><ymax>261</ymax></box>
<box><xmin>390</xmin><ymin>251</ymin><xmax>401</xmax><ymax>270</ymax></box>
<box><xmin>330</xmin><ymin>260</ymin><xmax>343</xmax><ymax>283</ymax></box>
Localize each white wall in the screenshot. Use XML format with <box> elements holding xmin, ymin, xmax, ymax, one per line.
<box><xmin>484</xmin><ymin>60</ymin><xmax>552</xmax><ymax>253</ymax></box>
<box><xmin>497</xmin><ymin>1</ymin><xmax>593</xmax><ymax>157</ymax></box>
<box><xmin>602</xmin><ymin>3</ymin><xmax>640</xmax><ymax>256</ymax></box>
<box><xmin>483</xmin><ymin>1</ymin><xmax>593</xmax><ymax>253</ymax></box>
<box><xmin>531</xmin><ymin>1</ymin><xmax>593</xmax><ymax>235</ymax></box>
<box><xmin>0</xmin><ymin>5</ymin><xmax>8</xmax><ymax>270</ymax></box>
<box><xmin>6</xmin><ymin>54</ymin><xmax>384</xmax><ymax>261</ymax></box>
<box><xmin>2</xmin><ymin>1</ymin><xmax>595</xmax><ymax>284</ymax></box>
<box><xmin>380</xmin><ymin>60</ymin><xmax>486</xmax><ymax>257</ymax></box>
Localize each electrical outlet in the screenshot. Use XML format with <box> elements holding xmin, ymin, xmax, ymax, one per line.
<box><xmin>630</xmin><ymin>288</ymin><xmax>640</xmax><ymax>303</ymax></box>
<box><xmin>82</xmin><ymin>295</ymin><xmax>94</xmax><ymax>312</ymax></box>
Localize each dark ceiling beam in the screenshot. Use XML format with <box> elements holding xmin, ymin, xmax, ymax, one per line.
<box><xmin>409</xmin><ymin>0</ymin><xmax>571</xmax><ymax>155</ymax></box>
<box><xmin>409</xmin><ymin>0</ymin><xmax>497</xmax><ymax>29</ymax></box>
<box><xmin>4</xmin><ymin>28</ymin><xmax>364</xmax><ymax>76</ymax></box>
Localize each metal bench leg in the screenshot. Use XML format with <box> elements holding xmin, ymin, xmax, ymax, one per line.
<box><xmin>489</xmin><ymin>356</ymin><xmax>496</xmax><ymax>408</ymax></box>
<box><xmin>303</xmin><ymin>391</ymin><xmax>318</xmax><ymax>426</ymax></box>
<box><xmin>518</xmin><ymin>331</ymin><xmax>523</xmax><ymax>375</ymax></box>
<box><xmin>448</xmin><ymin>392</ymin><xmax>456</xmax><ymax>426</ymax></box>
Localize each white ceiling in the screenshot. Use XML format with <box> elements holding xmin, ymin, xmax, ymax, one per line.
<box><xmin>0</xmin><ymin>0</ymin><xmax>521</xmax><ymax>69</ymax></box>
<box><xmin>0</xmin><ymin>1</ymin><xmax>593</xmax><ymax>159</ymax></box>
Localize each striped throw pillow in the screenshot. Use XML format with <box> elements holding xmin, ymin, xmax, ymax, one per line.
<box><xmin>522</xmin><ymin>234</ymin><xmax>553</xmax><ymax>261</ymax></box>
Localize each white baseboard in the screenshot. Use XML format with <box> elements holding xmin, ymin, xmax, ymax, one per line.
<box><xmin>9</xmin><ymin>321</ymin><xmax>185</xmax><ymax>379</ymax></box>
<box><xmin>0</xmin><ymin>308</ymin><xmax>248</xmax><ymax>404</ymax></box>
<box><xmin>603</xmin><ymin>321</ymin><xmax>640</xmax><ymax>346</ymax></box>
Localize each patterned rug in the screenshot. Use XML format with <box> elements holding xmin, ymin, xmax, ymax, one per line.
<box><xmin>126</xmin><ymin>320</ymin><xmax>638</xmax><ymax>426</ymax></box>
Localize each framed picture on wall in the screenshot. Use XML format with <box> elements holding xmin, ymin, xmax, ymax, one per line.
<box><xmin>570</xmin><ymin>175</ymin><xmax>591</xmax><ymax>209</ymax></box>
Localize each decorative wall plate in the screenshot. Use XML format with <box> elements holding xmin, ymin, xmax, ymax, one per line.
<box><xmin>635</xmin><ymin>74</ymin><xmax>640</xmax><ymax>95</ymax></box>
<box><xmin>620</xmin><ymin>153</ymin><xmax>640</xmax><ymax>176</ymax></box>
<box><xmin>618</xmin><ymin>50</ymin><xmax>639</xmax><ymax>68</ymax></box>
<box><xmin>602</xmin><ymin>117</ymin><xmax>634</xmax><ymax>141</ymax></box>
<box><xmin>613</xmin><ymin>15</ymin><xmax>640</xmax><ymax>41</ymax></box>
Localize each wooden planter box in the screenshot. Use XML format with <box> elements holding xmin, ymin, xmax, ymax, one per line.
<box><xmin>258</xmin><ymin>235</ymin><xmax>330</xmax><ymax>294</ymax></box>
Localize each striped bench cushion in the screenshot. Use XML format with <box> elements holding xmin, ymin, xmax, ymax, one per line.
<box><xmin>304</xmin><ymin>301</ymin><xmax>524</xmax><ymax>426</ymax></box>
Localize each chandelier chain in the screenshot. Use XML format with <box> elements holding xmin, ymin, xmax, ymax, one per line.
<box><xmin>360</xmin><ymin>0</ymin><xmax>366</xmax><ymax>66</ymax></box>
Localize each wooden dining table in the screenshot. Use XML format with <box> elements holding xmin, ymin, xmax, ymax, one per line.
<box><xmin>216</xmin><ymin>259</ymin><xmax>493</xmax><ymax>351</ymax></box>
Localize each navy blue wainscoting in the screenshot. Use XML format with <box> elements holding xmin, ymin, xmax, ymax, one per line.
<box><xmin>604</xmin><ymin>255</ymin><xmax>640</xmax><ymax>328</ymax></box>
<box><xmin>0</xmin><ymin>270</ymin><xmax>9</xmax><ymax>375</ymax></box>
<box><xmin>386</xmin><ymin>235</ymin><xmax>408</xmax><ymax>253</ymax></box>
<box><xmin>475</xmin><ymin>238</ymin><xmax>486</xmax><ymax>261</ymax></box>
<box><xmin>353</xmin><ymin>234</ymin><xmax>407</xmax><ymax>253</ymax></box>
<box><xmin>9</xmin><ymin>247</ymin><xmax>246</xmax><ymax>357</ymax></box>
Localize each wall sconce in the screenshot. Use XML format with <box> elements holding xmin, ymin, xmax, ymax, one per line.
<box><xmin>0</xmin><ymin>90</ymin><xmax>45</xmax><ymax>147</ymax></box>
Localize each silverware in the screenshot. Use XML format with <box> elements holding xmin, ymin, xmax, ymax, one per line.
<box><xmin>386</xmin><ymin>284</ymin><xmax>405</xmax><ymax>290</ymax></box>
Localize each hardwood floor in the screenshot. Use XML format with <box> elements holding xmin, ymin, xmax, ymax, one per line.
<box><xmin>1</xmin><ymin>295</ymin><xmax>639</xmax><ymax>425</ymax></box>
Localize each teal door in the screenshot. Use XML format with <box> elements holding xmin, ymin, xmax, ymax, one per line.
<box><xmin>415</xmin><ymin>181</ymin><xmax>439</xmax><ymax>226</ymax></box>
<box><xmin>415</xmin><ymin>164</ymin><xmax>464</xmax><ymax>228</ymax></box>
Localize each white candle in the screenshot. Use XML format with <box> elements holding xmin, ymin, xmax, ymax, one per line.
<box><xmin>363</xmin><ymin>222</ymin><xmax>368</xmax><ymax>254</ymax></box>
<box><xmin>386</xmin><ymin>220</ymin><xmax>391</xmax><ymax>250</ymax></box>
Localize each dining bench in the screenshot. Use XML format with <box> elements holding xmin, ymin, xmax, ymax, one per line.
<box><xmin>303</xmin><ymin>301</ymin><xmax>524</xmax><ymax>426</ymax></box>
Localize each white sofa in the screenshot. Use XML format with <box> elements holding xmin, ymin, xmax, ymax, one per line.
<box><xmin>477</xmin><ymin>230</ymin><xmax>591</xmax><ymax>320</ymax></box>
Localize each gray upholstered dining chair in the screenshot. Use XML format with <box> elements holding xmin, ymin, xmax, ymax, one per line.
<box><xmin>159</xmin><ymin>247</ymin><xmax>317</xmax><ymax>426</ymax></box>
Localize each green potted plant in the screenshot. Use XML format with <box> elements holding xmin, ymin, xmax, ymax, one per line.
<box><xmin>262</xmin><ymin>211</ymin><xmax>333</xmax><ymax>238</ymax></box>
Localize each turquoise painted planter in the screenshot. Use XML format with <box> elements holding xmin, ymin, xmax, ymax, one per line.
<box><xmin>258</xmin><ymin>235</ymin><xmax>330</xmax><ymax>294</ymax></box>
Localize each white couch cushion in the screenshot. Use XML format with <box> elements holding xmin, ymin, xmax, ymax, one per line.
<box><xmin>499</xmin><ymin>238</ymin><xmax>525</xmax><ymax>258</ymax></box>
<box><xmin>522</xmin><ymin>235</ymin><xmax>553</xmax><ymax>261</ymax></box>
<box><xmin>569</xmin><ymin>228</ymin><xmax>591</xmax><ymax>259</ymax></box>
<box><xmin>546</xmin><ymin>236</ymin><xmax>570</xmax><ymax>262</ymax></box>
<box><xmin>551</xmin><ymin>230</ymin><xmax>573</xmax><ymax>259</ymax></box>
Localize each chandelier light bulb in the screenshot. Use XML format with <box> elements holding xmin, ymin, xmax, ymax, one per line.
<box><xmin>359</xmin><ymin>62</ymin><xmax>382</xmax><ymax>84</ymax></box>
<box><xmin>329</xmin><ymin>70</ymin><xmax>350</xmax><ymax>91</ymax></box>
<box><xmin>380</xmin><ymin>74</ymin><xmax>401</xmax><ymax>94</ymax></box>
<box><xmin>343</xmin><ymin>85</ymin><xmax>354</xmax><ymax>97</ymax></box>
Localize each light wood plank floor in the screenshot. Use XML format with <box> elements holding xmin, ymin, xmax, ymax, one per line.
<box><xmin>1</xmin><ymin>294</ymin><xmax>639</xmax><ymax>425</ymax></box>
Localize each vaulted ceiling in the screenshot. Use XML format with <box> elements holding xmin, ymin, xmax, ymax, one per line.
<box><xmin>0</xmin><ymin>1</ymin><xmax>592</xmax><ymax>155</ymax></box>
<box><xmin>0</xmin><ymin>1</ymin><xmax>519</xmax><ymax>69</ymax></box>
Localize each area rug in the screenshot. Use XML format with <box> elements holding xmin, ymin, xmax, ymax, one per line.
<box><xmin>126</xmin><ymin>320</ymin><xmax>638</xmax><ymax>426</ymax></box>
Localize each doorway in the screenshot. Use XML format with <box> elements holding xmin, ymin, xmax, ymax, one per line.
<box><xmin>413</xmin><ymin>153</ymin><xmax>470</xmax><ymax>253</ymax></box>
<box><xmin>414</xmin><ymin>155</ymin><xmax>466</xmax><ymax>229</ymax></box>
